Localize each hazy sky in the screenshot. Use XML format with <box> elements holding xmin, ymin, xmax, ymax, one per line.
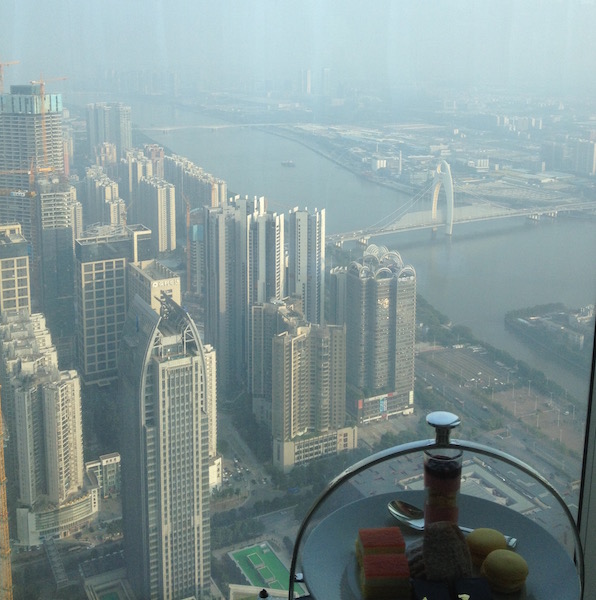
<box><xmin>2</xmin><ymin>0</ymin><xmax>596</xmax><ymax>95</ymax></box>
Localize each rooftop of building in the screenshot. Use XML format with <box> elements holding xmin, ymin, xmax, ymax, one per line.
<box><xmin>0</xmin><ymin>222</ymin><xmax>25</xmax><ymax>244</ymax></box>
<box><xmin>77</xmin><ymin>223</ymin><xmax>151</xmax><ymax>244</ymax></box>
<box><xmin>131</xmin><ymin>259</ymin><xmax>179</xmax><ymax>282</ymax></box>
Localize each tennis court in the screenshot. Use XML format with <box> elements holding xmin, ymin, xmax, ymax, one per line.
<box><xmin>230</xmin><ymin>542</ymin><xmax>305</xmax><ymax>595</ymax></box>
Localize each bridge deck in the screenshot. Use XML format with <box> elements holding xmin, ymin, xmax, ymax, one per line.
<box><xmin>328</xmin><ymin>201</ymin><xmax>592</xmax><ymax>243</ymax></box>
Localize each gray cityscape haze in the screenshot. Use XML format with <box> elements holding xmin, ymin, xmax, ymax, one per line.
<box><xmin>1</xmin><ymin>2</ymin><xmax>596</xmax><ymax>600</ymax></box>
<box><xmin>2</xmin><ymin>1</ymin><xmax>596</xmax><ymax>94</ymax></box>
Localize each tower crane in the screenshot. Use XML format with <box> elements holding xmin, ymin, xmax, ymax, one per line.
<box><xmin>29</xmin><ymin>76</ymin><xmax>67</xmax><ymax>168</ymax></box>
<box><xmin>0</xmin><ymin>58</ymin><xmax>19</xmax><ymax>94</ymax></box>
<box><xmin>0</xmin><ymin>158</ymin><xmax>53</xmax><ymax>191</ymax></box>
<box><xmin>0</xmin><ymin>387</ymin><xmax>13</xmax><ymax>600</ymax></box>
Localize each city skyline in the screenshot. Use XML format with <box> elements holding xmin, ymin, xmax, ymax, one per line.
<box><xmin>0</xmin><ymin>19</ymin><xmax>595</xmax><ymax>592</ymax></box>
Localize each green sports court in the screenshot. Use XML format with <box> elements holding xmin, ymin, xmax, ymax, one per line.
<box><xmin>229</xmin><ymin>541</ymin><xmax>306</xmax><ymax>595</ymax></box>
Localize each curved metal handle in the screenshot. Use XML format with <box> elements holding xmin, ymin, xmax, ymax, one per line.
<box><xmin>288</xmin><ymin>438</ymin><xmax>584</xmax><ymax>599</ymax></box>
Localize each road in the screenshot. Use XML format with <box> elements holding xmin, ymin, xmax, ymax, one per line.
<box><xmin>215</xmin><ymin>410</ymin><xmax>281</xmax><ymax>510</ymax></box>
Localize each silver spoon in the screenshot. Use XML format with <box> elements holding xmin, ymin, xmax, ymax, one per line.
<box><xmin>388</xmin><ymin>499</ymin><xmax>517</xmax><ymax>549</ymax></box>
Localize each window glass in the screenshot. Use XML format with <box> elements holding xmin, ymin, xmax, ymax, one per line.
<box><xmin>2</xmin><ymin>1</ymin><xmax>594</xmax><ymax>598</ymax></box>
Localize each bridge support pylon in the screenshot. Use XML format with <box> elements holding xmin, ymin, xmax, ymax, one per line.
<box><xmin>431</xmin><ymin>160</ymin><xmax>454</xmax><ymax>235</ymax></box>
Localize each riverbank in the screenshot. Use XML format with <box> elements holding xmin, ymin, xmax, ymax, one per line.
<box><xmin>504</xmin><ymin>304</ymin><xmax>593</xmax><ymax>374</ymax></box>
<box><xmin>264</xmin><ymin>124</ymin><xmax>419</xmax><ymax>195</ymax></box>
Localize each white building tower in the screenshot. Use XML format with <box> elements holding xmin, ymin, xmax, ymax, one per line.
<box><xmin>287</xmin><ymin>207</ymin><xmax>326</xmax><ymax>325</ymax></box>
<box><xmin>119</xmin><ymin>296</ymin><xmax>211</xmax><ymax>600</ymax></box>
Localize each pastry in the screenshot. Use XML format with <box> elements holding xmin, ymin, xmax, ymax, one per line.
<box><xmin>480</xmin><ymin>548</ymin><xmax>529</xmax><ymax>593</ymax></box>
<box><xmin>360</xmin><ymin>553</ymin><xmax>411</xmax><ymax>599</ymax></box>
<box><xmin>356</xmin><ymin>527</ymin><xmax>405</xmax><ymax>564</ymax></box>
<box><xmin>423</xmin><ymin>521</ymin><xmax>473</xmax><ymax>584</ymax></box>
<box><xmin>406</xmin><ymin>539</ymin><xmax>426</xmax><ymax>579</ymax></box>
<box><xmin>466</xmin><ymin>527</ymin><xmax>508</xmax><ymax>566</ymax></box>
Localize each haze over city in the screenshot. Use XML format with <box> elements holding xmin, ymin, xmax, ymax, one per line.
<box><xmin>1</xmin><ymin>2</ymin><xmax>596</xmax><ymax>600</ymax></box>
<box><xmin>3</xmin><ymin>0</ymin><xmax>596</xmax><ymax>94</ymax></box>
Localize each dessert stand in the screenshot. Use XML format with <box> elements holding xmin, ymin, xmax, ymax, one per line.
<box><xmin>287</xmin><ymin>412</ymin><xmax>584</xmax><ymax>600</ymax></box>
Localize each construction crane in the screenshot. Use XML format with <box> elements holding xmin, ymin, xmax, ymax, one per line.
<box><xmin>29</xmin><ymin>76</ymin><xmax>67</xmax><ymax>168</ymax></box>
<box><xmin>0</xmin><ymin>58</ymin><xmax>19</xmax><ymax>94</ymax></box>
<box><xmin>0</xmin><ymin>158</ymin><xmax>53</xmax><ymax>191</ymax></box>
<box><xmin>0</xmin><ymin>386</ymin><xmax>13</xmax><ymax>600</ymax></box>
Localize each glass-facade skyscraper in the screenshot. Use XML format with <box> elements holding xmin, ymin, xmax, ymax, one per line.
<box><xmin>119</xmin><ymin>295</ymin><xmax>211</xmax><ymax>600</ymax></box>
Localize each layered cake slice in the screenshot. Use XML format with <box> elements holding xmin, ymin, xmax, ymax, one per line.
<box><xmin>355</xmin><ymin>527</ymin><xmax>406</xmax><ymax>564</ymax></box>
<box><xmin>360</xmin><ymin>553</ymin><xmax>411</xmax><ymax>599</ymax></box>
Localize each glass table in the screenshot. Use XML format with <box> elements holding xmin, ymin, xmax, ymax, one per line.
<box><xmin>288</xmin><ymin>420</ymin><xmax>584</xmax><ymax>600</ymax></box>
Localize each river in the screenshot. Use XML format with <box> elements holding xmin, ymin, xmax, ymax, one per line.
<box><xmin>70</xmin><ymin>94</ymin><xmax>596</xmax><ymax>402</ymax></box>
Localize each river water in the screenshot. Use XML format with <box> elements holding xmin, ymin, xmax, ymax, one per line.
<box><xmin>79</xmin><ymin>96</ymin><xmax>596</xmax><ymax>402</ymax></box>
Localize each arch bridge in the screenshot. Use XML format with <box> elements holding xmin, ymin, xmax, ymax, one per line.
<box><xmin>328</xmin><ymin>161</ymin><xmax>595</xmax><ymax>246</ymax></box>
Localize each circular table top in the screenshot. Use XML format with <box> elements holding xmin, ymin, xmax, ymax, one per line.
<box><xmin>301</xmin><ymin>490</ymin><xmax>580</xmax><ymax>600</ymax></box>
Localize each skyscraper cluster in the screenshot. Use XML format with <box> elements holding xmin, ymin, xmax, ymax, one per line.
<box><xmin>0</xmin><ymin>311</ymin><xmax>95</xmax><ymax>547</ymax></box>
<box><xmin>0</xmin><ymin>80</ymin><xmax>418</xmax><ymax>598</ymax></box>
<box><xmin>0</xmin><ymin>82</ymin><xmax>225</xmax><ymax>598</ymax></box>
<box><xmin>86</xmin><ymin>102</ymin><xmax>132</xmax><ymax>162</ymax></box>
<box><xmin>83</xmin><ymin>165</ymin><xmax>126</xmax><ymax>227</ymax></box>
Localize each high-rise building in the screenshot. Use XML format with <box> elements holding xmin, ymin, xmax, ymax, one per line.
<box><xmin>0</xmin><ymin>191</ymin><xmax>41</xmax><ymax>306</ymax></box>
<box><xmin>0</xmin><ymin>191</ymin><xmax>37</xmax><ymax>253</ymax></box>
<box><xmin>188</xmin><ymin>216</ymin><xmax>205</xmax><ymax>299</ymax></box>
<box><xmin>0</xmin><ymin>312</ymin><xmax>97</xmax><ymax>546</ymax></box>
<box><xmin>0</xmin><ymin>224</ymin><xmax>32</xmax><ymax>526</ymax></box>
<box><xmin>84</xmin><ymin>166</ymin><xmax>126</xmax><ymax>227</ymax></box>
<box><xmin>163</xmin><ymin>153</ymin><xmax>227</xmax><ymax>238</ymax></box>
<box><xmin>247</xmin><ymin>205</ymin><xmax>285</xmax><ymax>308</ymax></box>
<box><xmin>205</xmin><ymin>196</ymin><xmax>284</xmax><ymax>392</ymax></box>
<box><xmin>287</xmin><ymin>207</ymin><xmax>326</xmax><ymax>325</ymax></box>
<box><xmin>127</xmin><ymin>259</ymin><xmax>181</xmax><ymax>312</ymax></box>
<box><xmin>204</xmin><ymin>199</ymin><xmax>244</xmax><ymax>391</ymax></box>
<box><xmin>301</xmin><ymin>68</ymin><xmax>312</xmax><ymax>95</ymax></box>
<box><xmin>327</xmin><ymin>266</ymin><xmax>347</xmax><ymax>326</ymax></box>
<box><xmin>345</xmin><ymin>245</ymin><xmax>416</xmax><ymax>422</ymax></box>
<box><xmin>138</xmin><ymin>177</ymin><xmax>176</xmax><ymax>254</ymax></box>
<box><xmin>126</xmin><ymin>259</ymin><xmax>221</xmax><ymax>482</ymax></box>
<box><xmin>119</xmin><ymin>295</ymin><xmax>211</xmax><ymax>600</ymax></box>
<box><xmin>575</xmin><ymin>139</ymin><xmax>596</xmax><ymax>176</ymax></box>
<box><xmin>143</xmin><ymin>144</ymin><xmax>165</xmax><ymax>179</ymax></box>
<box><xmin>203</xmin><ymin>344</ymin><xmax>218</xmax><ymax>462</ymax></box>
<box><xmin>250</xmin><ymin>298</ymin><xmax>300</xmax><ymax>426</ymax></box>
<box><xmin>268</xmin><ymin>302</ymin><xmax>354</xmax><ymax>471</ymax></box>
<box><xmin>37</xmin><ymin>178</ymin><xmax>81</xmax><ymax>368</ymax></box>
<box><xmin>119</xmin><ymin>149</ymin><xmax>153</xmax><ymax>224</ymax></box>
<box><xmin>0</xmin><ymin>223</ymin><xmax>30</xmax><ymax>316</ymax></box>
<box><xmin>0</xmin><ymin>182</ymin><xmax>80</xmax><ymax>316</ymax></box>
<box><xmin>0</xmin><ymin>84</ymin><xmax>65</xmax><ymax>190</ymax></box>
<box><xmin>86</xmin><ymin>102</ymin><xmax>132</xmax><ymax>160</ymax></box>
<box><xmin>321</xmin><ymin>67</ymin><xmax>332</xmax><ymax>97</ymax></box>
<box><xmin>94</xmin><ymin>142</ymin><xmax>119</xmax><ymax>178</ymax></box>
<box><xmin>75</xmin><ymin>224</ymin><xmax>152</xmax><ymax>387</ymax></box>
